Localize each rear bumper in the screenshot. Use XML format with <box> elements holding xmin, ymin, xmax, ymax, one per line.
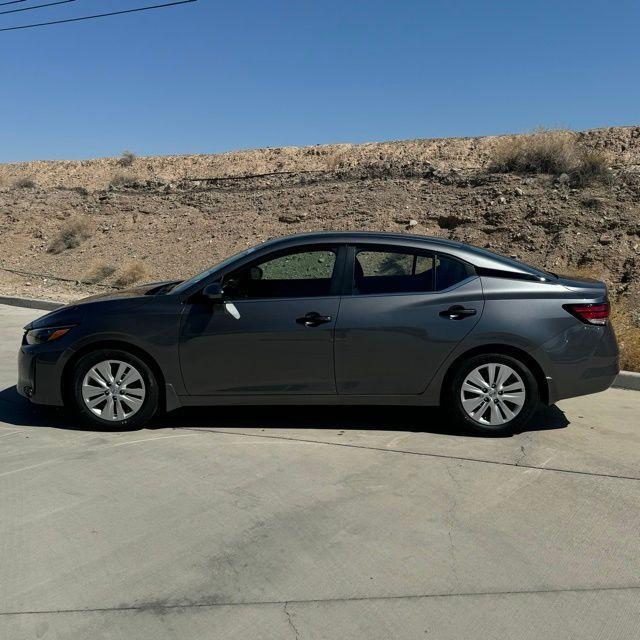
<box><xmin>539</xmin><ymin>322</ymin><xmax>619</xmax><ymax>404</ymax></box>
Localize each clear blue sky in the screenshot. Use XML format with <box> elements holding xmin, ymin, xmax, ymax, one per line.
<box><xmin>0</xmin><ymin>0</ymin><xmax>638</xmax><ymax>162</ymax></box>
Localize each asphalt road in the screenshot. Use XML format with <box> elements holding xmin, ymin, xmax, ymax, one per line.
<box><xmin>1</xmin><ymin>303</ymin><xmax>640</xmax><ymax>639</ymax></box>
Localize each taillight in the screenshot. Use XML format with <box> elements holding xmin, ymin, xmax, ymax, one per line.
<box><xmin>563</xmin><ymin>302</ymin><xmax>610</xmax><ymax>325</ymax></box>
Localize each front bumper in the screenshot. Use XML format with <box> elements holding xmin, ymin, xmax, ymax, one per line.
<box><xmin>17</xmin><ymin>345</ymin><xmax>36</xmax><ymax>399</ymax></box>
<box><xmin>17</xmin><ymin>343</ymin><xmax>67</xmax><ymax>407</ymax></box>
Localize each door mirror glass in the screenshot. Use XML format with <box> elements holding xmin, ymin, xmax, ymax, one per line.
<box><xmin>202</xmin><ymin>282</ymin><xmax>224</xmax><ymax>302</ymax></box>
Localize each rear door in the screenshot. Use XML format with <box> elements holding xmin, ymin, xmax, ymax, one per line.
<box><xmin>334</xmin><ymin>245</ymin><xmax>484</xmax><ymax>395</ymax></box>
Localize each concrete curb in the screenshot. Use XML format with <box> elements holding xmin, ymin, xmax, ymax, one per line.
<box><xmin>613</xmin><ymin>371</ymin><xmax>640</xmax><ymax>391</ymax></box>
<box><xmin>0</xmin><ymin>295</ymin><xmax>64</xmax><ymax>311</ymax></box>
<box><xmin>1</xmin><ymin>294</ymin><xmax>640</xmax><ymax>390</ymax></box>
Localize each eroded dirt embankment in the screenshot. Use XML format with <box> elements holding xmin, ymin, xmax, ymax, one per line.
<box><xmin>0</xmin><ymin>126</ymin><xmax>639</xmax><ymax>312</ymax></box>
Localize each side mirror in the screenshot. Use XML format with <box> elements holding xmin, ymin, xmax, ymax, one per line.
<box><xmin>202</xmin><ymin>282</ymin><xmax>224</xmax><ymax>302</ymax></box>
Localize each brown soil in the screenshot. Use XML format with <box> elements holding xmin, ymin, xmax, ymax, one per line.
<box><xmin>1</xmin><ymin>126</ymin><xmax>639</xmax><ymax>311</ymax></box>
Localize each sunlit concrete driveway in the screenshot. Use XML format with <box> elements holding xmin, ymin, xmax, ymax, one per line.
<box><xmin>1</xmin><ymin>303</ymin><xmax>640</xmax><ymax>639</ymax></box>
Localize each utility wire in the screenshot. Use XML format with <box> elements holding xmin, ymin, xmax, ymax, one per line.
<box><xmin>0</xmin><ymin>0</ymin><xmax>75</xmax><ymax>16</ymax></box>
<box><xmin>0</xmin><ymin>0</ymin><xmax>197</xmax><ymax>32</ymax></box>
<box><xmin>0</xmin><ymin>0</ymin><xmax>30</xmax><ymax>7</ymax></box>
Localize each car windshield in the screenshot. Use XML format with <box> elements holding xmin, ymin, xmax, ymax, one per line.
<box><xmin>170</xmin><ymin>245</ymin><xmax>260</xmax><ymax>294</ymax></box>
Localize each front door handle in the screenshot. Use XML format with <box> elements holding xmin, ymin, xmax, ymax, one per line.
<box><xmin>439</xmin><ymin>305</ymin><xmax>477</xmax><ymax>320</ymax></box>
<box><xmin>296</xmin><ymin>312</ymin><xmax>332</xmax><ymax>327</ymax></box>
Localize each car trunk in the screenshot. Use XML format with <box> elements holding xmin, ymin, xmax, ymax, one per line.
<box><xmin>554</xmin><ymin>273</ymin><xmax>609</xmax><ymax>299</ymax></box>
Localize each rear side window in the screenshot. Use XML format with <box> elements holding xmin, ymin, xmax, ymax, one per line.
<box><xmin>435</xmin><ymin>254</ymin><xmax>475</xmax><ymax>290</ymax></box>
<box><xmin>353</xmin><ymin>249</ymin><xmax>434</xmax><ymax>294</ymax></box>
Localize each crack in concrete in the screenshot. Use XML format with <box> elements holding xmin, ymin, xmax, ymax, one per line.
<box><xmin>445</xmin><ymin>463</ymin><xmax>461</xmax><ymax>587</ymax></box>
<box><xmin>284</xmin><ymin>602</ymin><xmax>301</xmax><ymax>640</ymax></box>
<box><xmin>183</xmin><ymin>428</ymin><xmax>640</xmax><ymax>482</ymax></box>
<box><xmin>2</xmin><ymin>585</ymin><xmax>640</xmax><ymax>617</ymax></box>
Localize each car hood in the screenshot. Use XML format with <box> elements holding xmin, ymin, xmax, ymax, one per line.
<box><xmin>23</xmin><ymin>280</ymin><xmax>181</xmax><ymax>331</ymax></box>
<box><xmin>72</xmin><ymin>280</ymin><xmax>182</xmax><ymax>305</ymax></box>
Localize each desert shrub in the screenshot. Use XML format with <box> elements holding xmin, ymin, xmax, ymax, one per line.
<box><xmin>47</xmin><ymin>217</ymin><xmax>92</xmax><ymax>254</ymax></box>
<box><xmin>14</xmin><ymin>177</ymin><xmax>36</xmax><ymax>189</ymax></box>
<box><xmin>56</xmin><ymin>185</ymin><xmax>89</xmax><ymax>196</ymax></box>
<box><xmin>324</xmin><ymin>152</ymin><xmax>344</xmax><ymax>172</ymax></box>
<box><xmin>579</xmin><ymin>193</ymin><xmax>605</xmax><ymax>210</ymax></box>
<box><xmin>490</xmin><ymin>129</ymin><xmax>613</xmax><ymax>186</ymax></box>
<box><xmin>569</xmin><ymin>150</ymin><xmax>613</xmax><ymax>187</ymax></box>
<box><xmin>490</xmin><ymin>130</ymin><xmax>577</xmax><ymax>175</ymax></box>
<box><xmin>117</xmin><ymin>150</ymin><xmax>136</xmax><ymax>167</ymax></box>
<box><xmin>109</xmin><ymin>173</ymin><xmax>137</xmax><ymax>188</ymax></box>
<box><xmin>81</xmin><ymin>262</ymin><xmax>116</xmax><ymax>284</ymax></box>
<box><xmin>611</xmin><ymin>298</ymin><xmax>640</xmax><ymax>373</ymax></box>
<box><xmin>113</xmin><ymin>260</ymin><xmax>146</xmax><ymax>287</ymax></box>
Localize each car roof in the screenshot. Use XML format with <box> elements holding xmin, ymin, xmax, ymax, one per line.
<box><xmin>259</xmin><ymin>231</ymin><xmax>550</xmax><ymax>279</ymax></box>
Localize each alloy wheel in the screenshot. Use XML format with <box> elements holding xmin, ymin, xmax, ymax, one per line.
<box><xmin>81</xmin><ymin>359</ymin><xmax>146</xmax><ymax>421</ymax></box>
<box><xmin>460</xmin><ymin>363</ymin><xmax>526</xmax><ymax>426</ymax></box>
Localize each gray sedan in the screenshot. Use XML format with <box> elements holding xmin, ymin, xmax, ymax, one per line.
<box><xmin>18</xmin><ymin>232</ymin><xmax>619</xmax><ymax>435</ymax></box>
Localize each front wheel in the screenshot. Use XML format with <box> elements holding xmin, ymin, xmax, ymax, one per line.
<box><xmin>71</xmin><ymin>349</ymin><xmax>159</xmax><ymax>429</ymax></box>
<box><xmin>449</xmin><ymin>354</ymin><xmax>539</xmax><ymax>436</ymax></box>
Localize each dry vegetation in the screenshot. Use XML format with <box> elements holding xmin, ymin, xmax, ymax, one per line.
<box><xmin>324</xmin><ymin>152</ymin><xmax>345</xmax><ymax>172</ymax></box>
<box><xmin>47</xmin><ymin>217</ymin><xmax>92</xmax><ymax>254</ymax></box>
<box><xmin>109</xmin><ymin>173</ymin><xmax>137</xmax><ymax>188</ymax></box>
<box><xmin>13</xmin><ymin>177</ymin><xmax>36</xmax><ymax>189</ymax></box>
<box><xmin>579</xmin><ymin>193</ymin><xmax>605</xmax><ymax>210</ymax></box>
<box><xmin>80</xmin><ymin>262</ymin><xmax>116</xmax><ymax>284</ymax></box>
<box><xmin>113</xmin><ymin>260</ymin><xmax>146</xmax><ymax>287</ymax></box>
<box><xmin>490</xmin><ymin>129</ymin><xmax>612</xmax><ymax>186</ymax></box>
<box><xmin>611</xmin><ymin>300</ymin><xmax>640</xmax><ymax>372</ymax></box>
<box><xmin>117</xmin><ymin>150</ymin><xmax>136</xmax><ymax>167</ymax></box>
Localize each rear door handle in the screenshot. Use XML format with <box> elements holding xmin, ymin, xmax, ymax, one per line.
<box><xmin>439</xmin><ymin>305</ymin><xmax>477</xmax><ymax>320</ymax></box>
<box><xmin>296</xmin><ymin>312</ymin><xmax>333</xmax><ymax>327</ymax></box>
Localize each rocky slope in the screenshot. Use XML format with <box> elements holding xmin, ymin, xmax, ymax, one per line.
<box><xmin>1</xmin><ymin>127</ymin><xmax>639</xmax><ymax>314</ymax></box>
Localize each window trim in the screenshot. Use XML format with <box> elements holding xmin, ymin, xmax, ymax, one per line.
<box><xmin>343</xmin><ymin>244</ymin><xmax>476</xmax><ymax>297</ymax></box>
<box><xmin>220</xmin><ymin>244</ymin><xmax>347</xmax><ymax>302</ymax></box>
<box><xmin>434</xmin><ymin>252</ymin><xmax>477</xmax><ymax>292</ymax></box>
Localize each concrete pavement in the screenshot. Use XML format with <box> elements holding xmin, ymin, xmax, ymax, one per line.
<box><xmin>1</xmin><ymin>303</ymin><xmax>639</xmax><ymax>639</ymax></box>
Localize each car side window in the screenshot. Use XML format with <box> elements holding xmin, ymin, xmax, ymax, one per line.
<box><xmin>224</xmin><ymin>248</ymin><xmax>337</xmax><ymax>299</ymax></box>
<box><xmin>435</xmin><ymin>254</ymin><xmax>475</xmax><ymax>290</ymax></box>
<box><xmin>353</xmin><ymin>248</ymin><xmax>434</xmax><ymax>295</ymax></box>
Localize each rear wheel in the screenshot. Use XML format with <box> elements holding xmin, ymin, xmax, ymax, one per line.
<box><xmin>449</xmin><ymin>353</ymin><xmax>539</xmax><ymax>435</ymax></box>
<box><xmin>71</xmin><ymin>349</ymin><xmax>159</xmax><ymax>429</ymax></box>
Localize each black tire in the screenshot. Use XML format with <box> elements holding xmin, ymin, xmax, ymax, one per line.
<box><xmin>70</xmin><ymin>349</ymin><xmax>159</xmax><ymax>429</ymax></box>
<box><xmin>448</xmin><ymin>353</ymin><xmax>539</xmax><ymax>436</ymax></box>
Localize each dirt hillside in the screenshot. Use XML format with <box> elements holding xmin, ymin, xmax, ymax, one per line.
<box><xmin>1</xmin><ymin>127</ymin><xmax>639</xmax><ymax>345</ymax></box>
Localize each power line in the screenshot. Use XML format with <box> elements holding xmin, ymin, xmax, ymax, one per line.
<box><xmin>0</xmin><ymin>0</ymin><xmax>197</xmax><ymax>32</ymax></box>
<box><xmin>0</xmin><ymin>0</ymin><xmax>75</xmax><ymax>16</ymax></box>
<box><xmin>0</xmin><ymin>1</ymin><xmax>30</xmax><ymax>7</ymax></box>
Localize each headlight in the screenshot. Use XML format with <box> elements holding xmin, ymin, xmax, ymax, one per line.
<box><xmin>24</xmin><ymin>326</ymin><xmax>75</xmax><ymax>345</ymax></box>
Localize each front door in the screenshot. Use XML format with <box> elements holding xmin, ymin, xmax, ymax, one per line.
<box><xmin>179</xmin><ymin>246</ymin><xmax>342</xmax><ymax>396</ymax></box>
<box><xmin>335</xmin><ymin>246</ymin><xmax>484</xmax><ymax>395</ymax></box>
